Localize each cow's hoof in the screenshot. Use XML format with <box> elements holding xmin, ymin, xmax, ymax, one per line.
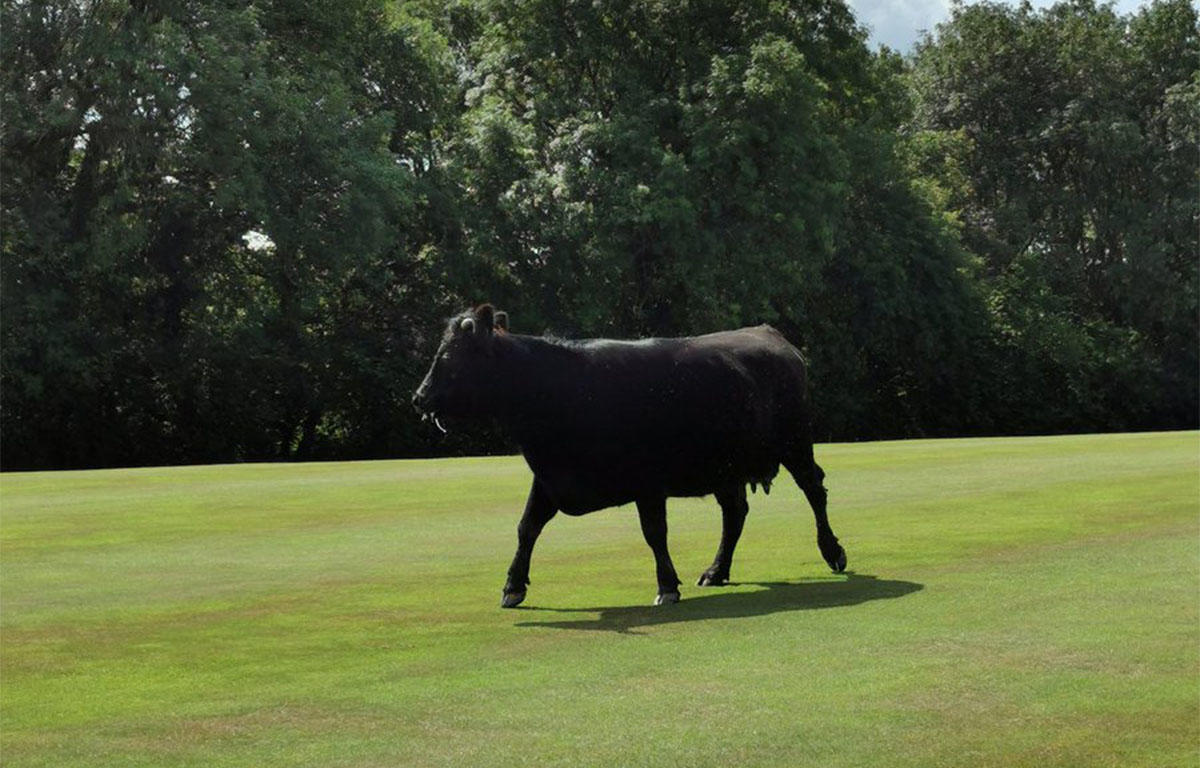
<box><xmin>500</xmin><ymin>591</ymin><xmax>526</xmax><ymax>609</ymax></box>
<box><xmin>829</xmin><ymin>548</ymin><xmax>847</xmax><ymax>574</ymax></box>
<box><xmin>696</xmin><ymin>568</ymin><xmax>728</xmax><ymax>587</ymax></box>
<box><xmin>654</xmin><ymin>591</ymin><xmax>681</xmax><ymax>606</ymax></box>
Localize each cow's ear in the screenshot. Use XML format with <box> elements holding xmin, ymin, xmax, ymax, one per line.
<box><xmin>473</xmin><ymin>304</ymin><xmax>495</xmax><ymax>334</ymax></box>
<box><xmin>493</xmin><ymin>311</ymin><xmax>509</xmax><ymax>333</ymax></box>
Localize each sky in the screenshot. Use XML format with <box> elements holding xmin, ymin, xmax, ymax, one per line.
<box><xmin>847</xmin><ymin>0</ymin><xmax>1151</xmax><ymax>52</ymax></box>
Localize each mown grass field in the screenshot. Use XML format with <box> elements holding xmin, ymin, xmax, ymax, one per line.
<box><xmin>2</xmin><ymin>431</ymin><xmax>1197</xmax><ymax>767</ymax></box>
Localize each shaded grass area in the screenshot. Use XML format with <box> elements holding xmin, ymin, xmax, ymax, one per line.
<box><xmin>2</xmin><ymin>431</ymin><xmax>1197</xmax><ymax>767</ymax></box>
<box><xmin>513</xmin><ymin>574</ymin><xmax>925</xmax><ymax>633</ymax></box>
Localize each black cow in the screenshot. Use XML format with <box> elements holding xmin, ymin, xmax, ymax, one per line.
<box><xmin>412</xmin><ymin>304</ymin><xmax>846</xmax><ymax>608</ymax></box>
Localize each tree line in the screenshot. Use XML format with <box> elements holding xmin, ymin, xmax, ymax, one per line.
<box><xmin>2</xmin><ymin>0</ymin><xmax>1196</xmax><ymax>470</ymax></box>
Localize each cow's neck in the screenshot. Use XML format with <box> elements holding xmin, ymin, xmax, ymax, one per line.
<box><xmin>489</xmin><ymin>334</ymin><xmax>585</xmax><ymax>441</ymax></box>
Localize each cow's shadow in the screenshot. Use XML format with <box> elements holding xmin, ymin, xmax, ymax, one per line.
<box><xmin>512</xmin><ymin>572</ymin><xmax>923</xmax><ymax>634</ymax></box>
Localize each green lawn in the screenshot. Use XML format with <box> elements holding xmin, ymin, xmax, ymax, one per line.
<box><xmin>2</xmin><ymin>432</ymin><xmax>1197</xmax><ymax>767</ymax></box>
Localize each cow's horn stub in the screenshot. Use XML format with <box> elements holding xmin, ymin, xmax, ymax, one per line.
<box><xmin>474</xmin><ymin>304</ymin><xmax>495</xmax><ymax>331</ymax></box>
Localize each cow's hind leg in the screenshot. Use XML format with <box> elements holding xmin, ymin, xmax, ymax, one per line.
<box><xmin>697</xmin><ymin>484</ymin><xmax>749</xmax><ymax>586</ymax></box>
<box><xmin>636</xmin><ymin>497</ymin><xmax>682</xmax><ymax>605</ymax></box>
<box><xmin>501</xmin><ymin>480</ymin><xmax>557</xmax><ymax>608</ymax></box>
<box><xmin>784</xmin><ymin>444</ymin><xmax>846</xmax><ymax>573</ymax></box>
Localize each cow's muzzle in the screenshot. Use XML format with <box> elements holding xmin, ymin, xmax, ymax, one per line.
<box><xmin>411</xmin><ymin>389</ymin><xmax>448</xmax><ymax>434</ymax></box>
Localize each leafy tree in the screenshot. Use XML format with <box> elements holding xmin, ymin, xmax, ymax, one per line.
<box><xmin>2</xmin><ymin>0</ymin><xmax>463</xmax><ymax>468</ymax></box>
<box><xmin>909</xmin><ymin>0</ymin><xmax>1199</xmax><ymax>432</ymax></box>
<box><xmin>3</xmin><ymin>0</ymin><xmax>1194</xmax><ymax>469</ymax></box>
<box><xmin>456</xmin><ymin>0</ymin><xmax>990</xmax><ymax>439</ymax></box>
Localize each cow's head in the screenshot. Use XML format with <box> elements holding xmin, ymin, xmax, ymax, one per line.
<box><xmin>412</xmin><ymin>304</ymin><xmax>509</xmax><ymax>426</ymax></box>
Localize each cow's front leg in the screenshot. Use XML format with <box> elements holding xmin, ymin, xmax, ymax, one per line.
<box><xmin>502</xmin><ymin>480</ymin><xmax>557</xmax><ymax>608</ymax></box>
<box><xmin>636</xmin><ymin>497</ymin><xmax>681</xmax><ymax>605</ymax></box>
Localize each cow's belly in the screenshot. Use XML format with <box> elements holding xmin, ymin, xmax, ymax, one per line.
<box><xmin>523</xmin><ymin>442</ymin><xmax>779</xmax><ymax>515</ymax></box>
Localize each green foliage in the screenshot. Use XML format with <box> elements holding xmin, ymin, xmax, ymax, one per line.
<box><xmin>909</xmin><ymin>0</ymin><xmax>1200</xmax><ymax>431</ymax></box>
<box><xmin>2</xmin><ymin>0</ymin><xmax>466</xmax><ymax>467</ymax></box>
<box><xmin>1</xmin><ymin>0</ymin><xmax>1196</xmax><ymax>468</ymax></box>
<box><xmin>458</xmin><ymin>0</ymin><xmax>889</xmax><ymax>334</ymax></box>
<box><xmin>456</xmin><ymin>0</ymin><xmax>989</xmax><ymax>439</ymax></box>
